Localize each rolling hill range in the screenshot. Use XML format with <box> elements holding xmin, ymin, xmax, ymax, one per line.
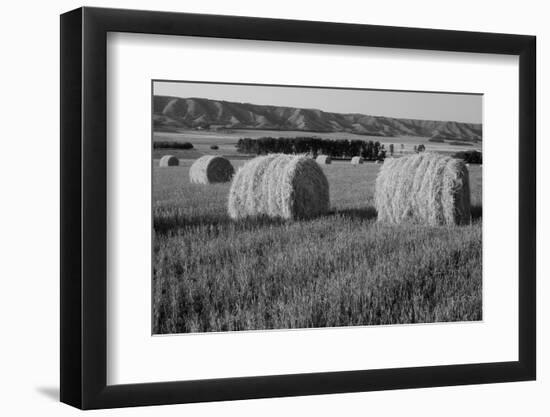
<box><xmin>153</xmin><ymin>96</ymin><xmax>482</xmax><ymax>142</ymax></box>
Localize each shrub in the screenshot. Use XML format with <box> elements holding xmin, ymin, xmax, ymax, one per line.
<box><xmin>375</xmin><ymin>153</ymin><xmax>471</xmax><ymax>226</ymax></box>
<box><xmin>228</xmin><ymin>154</ymin><xmax>330</xmax><ymax>220</ymax></box>
<box><xmin>210</xmin><ymin>145</ymin><xmax>219</xmax><ymax>150</ymax></box>
<box><xmin>189</xmin><ymin>155</ymin><xmax>234</xmax><ymax>184</ymax></box>
<box><xmin>181</xmin><ymin>142</ymin><xmax>194</xmax><ymax>149</ymax></box>
<box><xmin>154</xmin><ymin>141</ymin><xmax>194</xmax><ymax>150</ymax></box>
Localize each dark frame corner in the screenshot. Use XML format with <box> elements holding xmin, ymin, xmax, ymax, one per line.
<box><xmin>60</xmin><ymin>6</ymin><xmax>536</xmax><ymax>409</ymax></box>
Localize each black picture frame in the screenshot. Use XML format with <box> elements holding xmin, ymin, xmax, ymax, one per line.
<box><xmin>60</xmin><ymin>6</ymin><xmax>536</xmax><ymax>410</ymax></box>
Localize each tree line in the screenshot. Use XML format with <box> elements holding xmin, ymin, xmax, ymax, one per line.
<box><xmin>236</xmin><ymin>137</ymin><xmax>387</xmax><ymax>160</ymax></box>
<box><xmin>154</xmin><ymin>141</ymin><xmax>194</xmax><ymax>150</ymax></box>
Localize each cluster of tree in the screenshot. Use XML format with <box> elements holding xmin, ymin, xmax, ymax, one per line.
<box><xmin>236</xmin><ymin>137</ymin><xmax>386</xmax><ymax>160</ymax></box>
<box><xmin>452</xmin><ymin>150</ymin><xmax>482</xmax><ymax>164</ymax></box>
<box><xmin>153</xmin><ymin>141</ymin><xmax>194</xmax><ymax>150</ymax></box>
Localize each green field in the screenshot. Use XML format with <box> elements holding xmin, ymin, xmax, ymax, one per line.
<box><xmin>153</xmin><ymin>159</ymin><xmax>482</xmax><ymax>334</ymax></box>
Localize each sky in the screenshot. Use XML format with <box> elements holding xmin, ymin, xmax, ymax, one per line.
<box><xmin>153</xmin><ymin>81</ymin><xmax>483</xmax><ymax>124</ymax></box>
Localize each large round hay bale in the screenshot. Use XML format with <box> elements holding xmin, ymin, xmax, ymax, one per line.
<box><xmin>374</xmin><ymin>153</ymin><xmax>471</xmax><ymax>226</ymax></box>
<box><xmin>316</xmin><ymin>155</ymin><xmax>331</xmax><ymax>164</ymax></box>
<box><xmin>351</xmin><ymin>156</ymin><xmax>364</xmax><ymax>165</ymax></box>
<box><xmin>159</xmin><ymin>155</ymin><xmax>179</xmax><ymax>167</ymax></box>
<box><xmin>189</xmin><ymin>155</ymin><xmax>234</xmax><ymax>184</ymax></box>
<box><xmin>228</xmin><ymin>154</ymin><xmax>330</xmax><ymax>220</ymax></box>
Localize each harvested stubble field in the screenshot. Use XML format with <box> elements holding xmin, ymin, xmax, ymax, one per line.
<box><xmin>153</xmin><ymin>159</ymin><xmax>482</xmax><ymax>334</ymax></box>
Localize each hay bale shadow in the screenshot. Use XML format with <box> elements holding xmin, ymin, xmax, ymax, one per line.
<box><xmin>330</xmin><ymin>206</ymin><xmax>378</xmax><ymax>221</ymax></box>
<box><xmin>154</xmin><ymin>213</ymin><xmax>233</xmax><ymax>233</ymax></box>
<box><xmin>470</xmin><ymin>205</ymin><xmax>482</xmax><ymax>221</ymax></box>
<box><xmin>153</xmin><ymin>209</ymin><xmax>291</xmax><ymax>234</ymax></box>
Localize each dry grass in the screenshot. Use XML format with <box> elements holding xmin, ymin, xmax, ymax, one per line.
<box><xmin>152</xmin><ymin>160</ymin><xmax>482</xmax><ymax>333</ymax></box>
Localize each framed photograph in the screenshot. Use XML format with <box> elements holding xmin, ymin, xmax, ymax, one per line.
<box><xmin>60</xmin><ymin>6</ymin><xmax>536</xmax><ymax>409</ymax></box>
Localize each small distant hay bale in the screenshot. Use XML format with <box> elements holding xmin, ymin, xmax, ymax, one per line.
<box><xmin>159</xmin><ymin>155</ymin><xmax>179</xmax><ymax>167</ymax></box>
<box><xmin>316</xmin><ymin>155</ymin><xmax>331</xmax><ymax>164</ymax></box>
<box><xmin>375</xmin><ymin>160</ymin><xmax>381</xmax><ymax>164</ymax></box>
<box><xmin>351</xmin><ymin>156</ymin><xmax>364</xmax><ymax>165</ymax></box>
<box><xmin>374</xmin><ymin>153</ymin><xmax>471</xmax><ymax>226</ymax></box>
<box><xmin>189</xmin><ymin>155</ymin><xmax>234</xmax><ymax>184</ymax></box>
<box><xmin>228</xmin><ymin>154</ymin><xmax>330</xmax><ymax>220</ymax></box>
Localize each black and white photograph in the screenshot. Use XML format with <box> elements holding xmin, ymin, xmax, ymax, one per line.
<box><xmin>152</xmin><ymin>81</ymin><xmax>483</xmax><ymax>334</ymax></box>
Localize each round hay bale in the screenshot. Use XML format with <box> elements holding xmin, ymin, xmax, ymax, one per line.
<box><xmin>159</xmin><ymin>155</ymin><xmax>179</xmax><ymax>167</ymax></box>
<box><xmin>316</xmin><ymin>155</ymin><xmax>331</xmax><ymax>164</ymax></box>
<box><xmin>351</xmin><ymin>156</ymin><xmax>364</xmax><ymax>165</ymax></box>
<box><xmin>189</xmin><ymin>155</ymin><xmax>234</xmax><ymax>184</ymax></box>
<box><xmin>228</xmin><ymin>154</ymin><xmax>330</xmax><ymax>220</ymax></box>
<box><xmin>374</xmin><ymin>153</ymin><xmax>471</xmax><ymax>226</ymax></box>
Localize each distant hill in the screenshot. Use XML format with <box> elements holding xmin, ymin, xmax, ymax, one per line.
<box><xmin>153</xmin><ymin>96</ymin><xmax>482</xmax><ymax>142</ymax></box>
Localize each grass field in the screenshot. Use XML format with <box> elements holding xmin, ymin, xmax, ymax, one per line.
<box><xmin>153</xmin><ymin>129</ymin><xmax>482</xmax><ymax>159</ymax></box>
<box><xmin>153</xmin><ymin>160</ymin><xmax>482</xmax><ymax>334</ymax></box>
